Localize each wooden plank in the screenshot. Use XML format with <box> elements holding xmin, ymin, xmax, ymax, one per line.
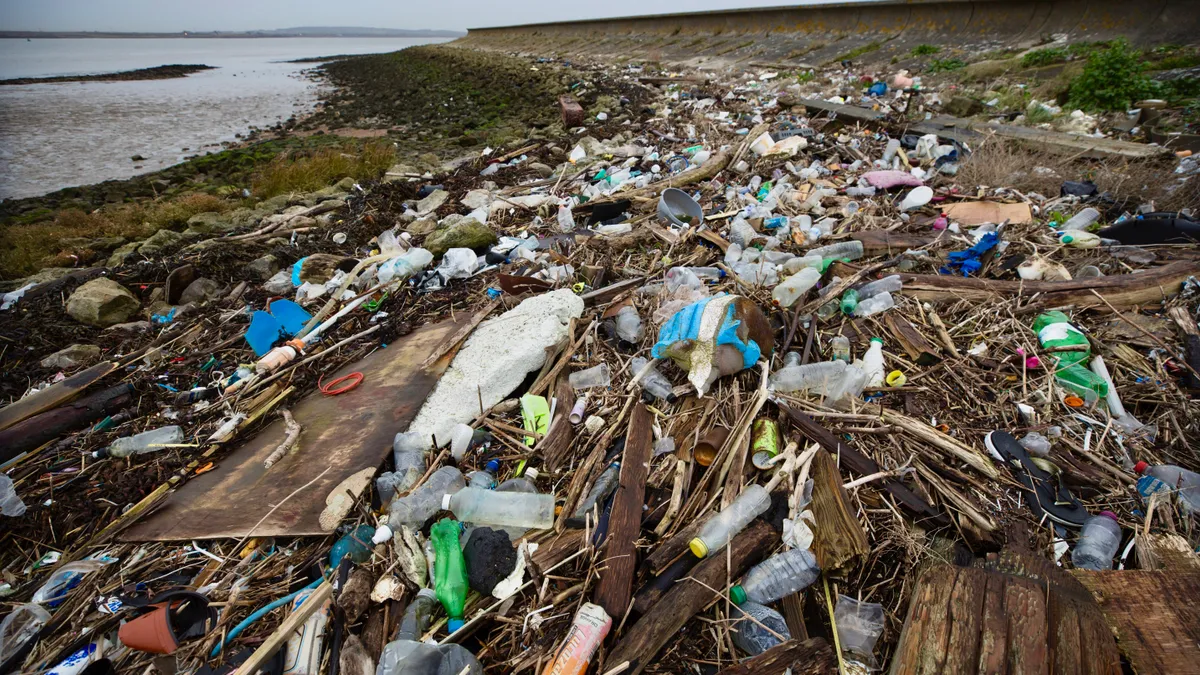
<box><xmin>606</xmin><ymin>520</ymin><xmax>775</xmax><ymax>675</ymax></box>
<box><xmin>714</xmin><ymin>638</ymin><xmax>836</xmax><ymax>675</ymax></box>
<box><xmin>808</xmin><ymin>449</ymin><xmax>869</xmax><ymax>575</ymax></box>
<box><xmin>780</xmin><ymin>592</ymin><xmax>809</xmax><ymax>641</ymax></box>
<box><xmin>0</xmin><ymin>361</ymin><xmax>116</xmax><ymax>432</ymax></box>
<box><xmin>234</xmin><ymin>580</ymin><xmax>333</xmax><ymax>675</ymax></box>
<box><xmin>1073</xmin><ymin>570</ymin><xmax>1200</xmax><ymax>675</ymax></box>
<box><xmin>885</xmin><ymin>314</ymin><xmax>943</xmax><ymax>366</ymax></box>
<box><xmin>538</xmin><ymin>378</ymin><xmax>576</xmax><ymax>471</ymax></box>
<box><xmin>852</xmin><ymin>231</ymin><xmax>939</xmax><ymax>257</ymax></box>
<box><xmin>593</xmin><ymin>403</ymin><xmax>654</xmax><ymax>619</ymax></box>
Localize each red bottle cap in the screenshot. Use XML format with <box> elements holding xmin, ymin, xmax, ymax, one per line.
<box><xmin>1134</xmin><ymin>461</ymin><xmax>1149</xmax><ymax>475</ymax></box>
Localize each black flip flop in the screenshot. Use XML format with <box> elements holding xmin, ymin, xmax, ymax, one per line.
<box><xmin>985</xmin><ymin>431</ymin><xmax>1088</xmax><ymax>528</ymax></box>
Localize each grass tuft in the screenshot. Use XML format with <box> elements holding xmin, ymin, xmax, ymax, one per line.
<box><xmin>250</xmin><ymin>141</ymin><xmax>394</xmax><ymax>199</ymax></box>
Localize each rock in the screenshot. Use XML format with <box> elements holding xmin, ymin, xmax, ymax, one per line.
<box><xmin>461</xmin><ymin>189</ymin><xmax>492</xmax><ymax>211</ymax></box>
<box><xmin>259</xmin><ymin>194</ymin><xmax>292</xmax><ymax>212</ymax></box>
<box><xmin>61</xmin><ymin>236</ymin><xmax>127</xmax><ymax>252</ymax></box>
<box><xmin>423</xmin><ymin>217</ymin><xmax>497</xmax><ymax>256</ymax></box>
<box><xmin>530</xmin><ymin>162</ymin><xmax>554</xmax><ymax>178</ymax></box>
<box><xmin>184</xmin><ymin>212</ymin><xmax>235</xmax><ymax>236</ymax></box>
<box><xmin>407</xmin><ymin>217</ymin><xmax>439</xmax><ymax>236</ymax></box>
<box><xmin>131</xmin><ymin>154</ymin><xmax>147</xmax><ymax>161</ymax></box>
<box><xmin>336</xmin><ymin>176</ymin><xmax>357</xmax><ymax>191</ymax></box>
<box><xmin>107</xmin><ymin>242</ymin><xmax>141</xmax><ymax>267</ymax></box>
<box><xmin>416</xmin><ymin>189</ymin><xmax>449</xmax><ymax>216</ymax></box>
<box><xmin>463</xmin><ymin>528</ymin><xmax>518</xmax><ymax>595</ymax></box>
<box><xmin>303</xmin><ymin>186</ymin><xmax>348</xmax><ymax>205</ymax></box>
<box><xmin>945</xmin><ymin>95</ymin><xmax>985</xmax><ymax>117</ymax></box>
<box><xmin>17</xmin><ymin>267</ymin><xmax>77</xmax><ymax>287</ymax></box>
<box><xmin>578</xmin><ymin>136</ymin><xmax>604</xmax><ymax>156</ymax></box>
<box><xmin>137</xmin><ymin>229</ymin><xmax>184</xmax><ymax>257</ymax></box>
<box><xmin>178</xmin><ymin>278</ymin><xmax>223</xmax><ymax>305</ymax></box>
<box><xmin>247</xmin><ymin>255</ymin><xmax>281</xmax><ymax>280</ymax></box>
<box><xmin>40</xmin><ymin>344</ymin><xmax>101</xmax><ymax>370</ymax></box>
<box><xmin>104</xmin><ymin>320</ymin><xmax>152</xmax><ymax>333</ymax></box>
<box><xmin>66</xmin><ymin>278</ymin><xmax>140</xmax><ymax>327</ymax></box>
<box><xmin>183</xmin><ymin>238</ymin><xmax>223</xmax><ymax>253</ymax></box>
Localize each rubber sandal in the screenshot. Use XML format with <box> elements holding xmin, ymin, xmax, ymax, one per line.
<box><xmin>118</xmin><ymin>591</ymin><xmax>216</xmax><ymax>655</ymax></box>
<box><xmin>985</xmin><ymin>431</ymin><xmax>1088</xmax><ymax>528</ymax></box>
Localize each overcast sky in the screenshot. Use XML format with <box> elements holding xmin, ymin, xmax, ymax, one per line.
<box><xmin>0</xmin><ymin>0</ymin><xmax>843</xmax><ymax>33</ymax></box>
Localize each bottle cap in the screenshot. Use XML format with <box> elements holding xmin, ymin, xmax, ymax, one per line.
<box><xmin>370</xmin><ymin>525</ymin><xmax>393</xmax><ymax>544</ymax></box>
<box><xmin>1098</xmin><ymin>511</ymin><xmax>1119</xmax><ymax>522</ymax></box>
<box><xmin>448</xmin><ymin>618</ymin><xmax>465</xmax><ymax>633</ymax></box>
<box><xmin>688</xmin><ymin>537</ymin><xmax>709</xmax><ymax>558</ymax></box>
<box><xmin>92</xmin><ymin>449</ymin><xmax>109</xmax><ymax>459</ymax></box>
<box><xmin>441</xmin><ymin>494</ymin><xmax>453</xmax><ymax>510</ymax></box>
<box><xmin>1134</xmin><ymin>461</ymin><xmax>1149</xmax><ymax>475</ymax></box>
<box><xmin>485</xmin><ymin>459</ymin><xmax>501</xmax><ymax>473</ymax></box>
<box><xmin>870</xmin><ymin>337</ymin><xmax>883</xmax><ymax>345</ymax></box>
<box><xmin>730</xmin><ymin>585</ymin><xmax>747</xmax><ymax>605</ymax></box>
<box><xmin>525</xmin><ymin>467</ymin><xmax>540</xmax><ymax>480</ymax></box>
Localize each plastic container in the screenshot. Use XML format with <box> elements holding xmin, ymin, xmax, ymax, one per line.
<box><xmin>1059</xmin><ymin>207</ymin><xmax>1101</xmax><ymax>231</ymax></box>
<box><xmin>0</xmin><ymin>603</ymin><xmax>51</xmax><ymax>663</ymax></box>
<box><xmin>377</xmin><ymin>589</ymin><xmax>483</xmax><ymax>675</ymax></box>
<box><xmin>95</xmin><ymin>425</ymin><xmax>184</xmax><ymax>459</ymax></box>
<box><xmin>631</xmin><ymin>357</ymin><xmax>674</xmax><ymax>402</ymax></box>
<box><xmin>852</xmin><ymin>291</ymin><xmax>895</xmax><ymax>318</ymax></box>
<box><xmin>467</xmin><ymin>460</ymin><xmax>501</xmax><ymax>489</ymax></box>
<box><xmin>1135</xmin><ymin>462</ymin><xmax>1200</xmax><ymax>512</ymax></box>
<box><xmin>1071</xmin><ymin>511</ymin><xmax>1122</xmax><ymax>570</ymax></box>
<box><xmin>569</xmin><ymin>363</ymin><xmax>611</xmax><ymax>390</ymax></box>
<box><xmin>431</xmin><ymin>519</ymin><xmax>469</xmax><ymax>632</ymax></box>
<box><xmin>1060</xmin><ymin>230</ymin><xmax>1101</xmax><ymax>248</ymax></box>
<box><xmin>540</xmin><ymin>603</ymin><xmax>612</xmax><ymax>675</ymax></box>
<box><xmin>0</xmin><ymin>473</ymin><xmax>26</xmax><ymax>517</ymax></box>
<box><xmin>772</xmin><ymin>267</ymin><xmax>820</xmax><ymax>308</ymax></box>
<box><xmin>449</xmin><ymin>423</ymin><xmax>474</xmax><ymax>461</ymax></box>
<box><xmin>839</xmin><ymin>288</ymin><xmax>860</xmax><ymax>316</ymax></box>
<box><xmin>731</xmin><ymin>601</ymin><xmax>790</xmax><ymax>657</ymax></box>
<box><xmin>809</xmin><ymin>240</ymin><xmax>864</xmax><ymax>262</ymax></box>
<box><xmin>658</xmin><ymin>188</ymin><xmax>704</xmax><ymax>227</ymax></box>
<box><xmin>442</xmin><ymin>487</ymin><xmax>554</xmax><ymax>530</ymax></box>
<box><xmin>614</xmin><ymin>306</ymin><xmax>644</xmax><ymax>342</ymax></box>
<box><xmin>557</xmin><ymin>205</ymin><xmax>576</xmax><ymax>233</ymax></box>
<box><xmin>855</xmin><ymin>274</ymin><xmax>902</xmax><ymax>300</ymax></box>
<box><xmin>496</xmin><ymin>468</ymin><xmax>539</xmax><ymax>494</ymax></box>
<box><xmin>690</xmin><ymin>484</ymin><xmax>771</xmax><ymax>558</ymax></box>
<box><xmin>569</xmin><ymin>396</ymin><xmax>588</xmax><ymax>425</ymax></box>
<box><xmin>830</xmin><ymin>335</ymin><xmax>851</xmax><ymax>362</ymax></box>
<box><xmin>770</xmin><ymin>360</ymin><xmax>847</xmax><ymax>395</ymax></box>
<box><xmin>899</xmin><ymin>186</ymin><xmax>933</xmax><ymax>211</ymax></box>
<box><xmin>834</xmin><ymin>596</ymin><xmax>885</xmax><ymax>665</ymax></box>
<box><xmin>379</xmin><ymin>466</ymin><xmax>466</xmax><ymax>539</ymax></box>
<box><xmin>731</xmin><ymin>548</ymin><xmax>820</xmax><ymax>605</ymax></box>
<box><xmin>861</xmin><ymin>338</ymin><xmax>886</xmax><ymax>388</ymax></box>
<box><xmin>568</xmin><ymin>462</ymin><xmax>621</xmax><ymax>527</ymax></box>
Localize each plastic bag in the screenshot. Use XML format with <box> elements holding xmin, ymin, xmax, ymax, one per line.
<box><xmin>437</xmin><ymin>249</ymin><xmax>479</xmax><ymax>280</ymax></box>
<box><xmin>0</xmin><ymin>604</ymin><xmax>51</xmax><ymax>663</ymax></box>
<box><xmin>652</xmin><ymin>295</ymin><xmax>769</xmax><ymax>395</ymax></box>
<box><xmin>834</xmin><ymin>595</ymin><xmax>885</xmax><ymax>665</ymax></box>
<box><xmin>31</xmin><ymin>560</ymin><xmax>110</xmax><ymax>607</ymax></box>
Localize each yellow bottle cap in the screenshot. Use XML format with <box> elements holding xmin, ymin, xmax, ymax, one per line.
<box><xmin>689</xmin><ymin>538</ymin><xmax>708</xmax><ymax>558</ymax></box>
<box><xmin>886</xmin><ymin>370</ymin><xmax>906</xmax><ymax>387</ymax></box>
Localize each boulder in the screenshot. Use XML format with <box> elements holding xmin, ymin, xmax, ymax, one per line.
<box><xmin>247</xmin><ymin>254</ymin><xmax>281</xmax><ymax>280</ymax></box>
<box><xmin>530</xmin><ymin>162</ymin><xmax>555</xmax><ymax>178</ymax></box>
<box><xmin>137</xmin><ymin>229</ymin><xmax>184</xmax><ymax>257</ymax></box>
<box><xmin>184</xmin><ymin>212</ymin><xmax>235</xmax><ymax>236</ymax></box>
<box><xmin>944</xmin><ymin>95</ymin><xmax>985</xmax><ymax>118</ymax></box>
<box><xmin>106</xmin><ymin>242</ymin><xmax>141</xmax><ymax>267</ymax></box>
<box><xmin>407</xmin><ymin>217</ymin><xmax>439</xmax><ymax>236</ymax></box>
<box><xmin>40</xmin><ymin>343</ymin><xmax>101</xmax><ymax>370</ymax></box>
<box><xmin>178</xmin><ymin>278</ymin><xmax>224</xmax><ymax>305</ymax></box>
<box><xmin>423</xmin><ymin>217</ymin><xmax>497</xmax><ymax>256</ymax></box>
<box><xmin>335</xmin><ymin>176</ymin><xmax>357</xmax><ymax>191</ymax></box>
<box><xmin>66</xmin><ymin>278</ymin><xmax>140</xmax><ymax>327</ymax></box>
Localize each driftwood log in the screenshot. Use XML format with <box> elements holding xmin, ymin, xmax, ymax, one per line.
<box><xmin>593</xmin><ymin>402</ymin><xmax>654</xmax><ymax>619</ymax></box>
<box><xmin>0</xmin><ymin>383</ymin><xmax>133</xmax><ymax>462</ymax></box>
<box><xmin>715</xmin><ymin>637</ymin><xmax>837</xmax><ymax>675</ymax></box>
<box><xmin>809</xmin><ymin>449</ymin><xmax>869</xmax><ymax>574</ymax></box>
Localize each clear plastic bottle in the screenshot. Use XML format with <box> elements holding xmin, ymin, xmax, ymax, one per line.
<box><xmin>377</xmin><ymin>431</ymin><xmax>429</xmax><ymax>503</ymax></box>
<box><xmin>860</xmin><ymin>338</ymin><xmax>885</xmax><ymax>388</ymax></box>
<box><xmin>0</xmin><ymin>473</ymin><xmax>26</xmax><ymax>517</ymax></box>
<box><xmin>449</xmin><ymin>423</ymin><xmax>474</xmax><ymax>461</ymax></box>
<box><xmin>769</xmin><ymin>360</ymin><xmax>847</xmax><ymax>395</ymax></box>
<box><xmin>681</xmin><ymin>266</ymin><xmax>722</xmax><ymax>281</ymax></box>
<box><xmin>568</xmin><ymin>462</ymin><xmax>621</xmax><ymax>527</ymax></box>
<box><xmin>855</xmin><ymin>274</ymin><xmax>902</xmax><ymax>300</ymax></box>
<box><xmin>1071</xmin><ymin>511</ymin><xmax>1122</xmax><ymax>570</ymax></box>
<box><xmin>851</xmin><ymin>291</ymin><xmax>895</xmax><ymax>318</ymax></box>
<box><xmin>442</xmin><ymin>487</ymin><xmax>554</xmax><ymax>530</ymax></box>
<box><xmin>496</xmin><ymin>467</ymin><xmax>539</xmax><ymax>494</ymax></box>
<box><xmin>830</xmin><ymin>335</ymin><xmax>851</xmax><ymax>362</ymax></box>
<box><xmin>631</xmin><ymin>357</ymin><xmax>674</xmax><ymax>402</ymax></box>
<box><xmin>378</xmin><ymin>467</ymin><xmax>466</xmax><ymax>540</ymax></box>
<box><xmin>1059</xmin><ymin>207</ymin><xmax>1100</xmax><ymax>231</ymax></box>
<box><xmin>882</xmin><ymin>138</ymin><xmax>901</xmax><ymax>163</ymax></box>
<box><xmin>729</xmin><ymin>218</ymin><xmax>757</xmax><ymax>247</ymax></box>
<box><xmin>614</xmin><ymin>306</ymin><xmax>644</xmax><ymax>342</ymax></box>
<box><xmin>1135</xmin><ymin>462</ymin><xmax>1200</xmax><ymax>512</ymax></box>
<box><xmin>772</xmin><ymin>267</ymin><xmax>821</xmax><ymax>308</ymax></box>
<box><xmin>467</xmin><ymin>459</ymin><xmax>501</xmax><ymax>489</ymax></box>
<box><xmin>377</xmin><ymin>589</ymin><xmax>483</xmax><ymax>675</ymax></box>
<box><xmin>731</xmin><ymin>601</ymin><xmax>791</xmax><ymax>657</ymax></box>
<box><xmin>731</xmin><ymin>548</ymin><xmax>820</xmax><ymax>605</ymax></box>
<box><xmin>824</xmin><ymin>363</ymin><xmax>868</xmax><ymax>405</ymax></box>
<box><xmin>690</xmin><ymin>484</ymin><xmax>771</xmax><ymax>558</ymax></box>
<box><xmin>809</xmin><ymin>240</ymin><xmax>864</xmax><ymax>262</ymax></box>
<box><xmin>94</xmin><ymin>425</ymin><xmax>184</xmax><ymax>459</ymax></box>
<box><xmin>782</xmin><ymin>255</ymin><xmax>822</xmax><ymax>274</ymax></box>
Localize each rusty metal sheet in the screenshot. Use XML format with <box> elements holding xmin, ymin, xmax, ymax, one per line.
<box><xmin>122</xmin><ymin>317</ymin><xmax>466</xmax><ymax>541</ymax></box>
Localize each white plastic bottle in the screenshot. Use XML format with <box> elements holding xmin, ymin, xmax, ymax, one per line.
<box><xmin>377</xmin><ymin>467</ymin><xmax>466</xmax><ymax>541</ymax></box>
<box><xmin>772</xmin><ymin>267</ymin><xmax>821</xmax><ymax>308</ymax></box>
<box><xmin>1135</xmin><ymin>462</ymin><xmax>1200</xmax><ymax>512</ymax></box>
<box><xmin>94</xmin><ymin>426</ymin><xmax>184</xmax><ymax>459</ymax></box>
<box><xmin>851</xmin><ymin>291</ymin><xmax>895</xmax><ymax>318</ymax></box>
<box><xmin>1059</xmin><ymin>207</ymin><xmax>1100</xmax><ymax>231</ymax></box>
<box><xmin>769</xmin><ymin>360</ymin><xmax>847</xmax><ymax>395</ymax></box>
<box><xmin>860</xmin><ymin>338</ymin><xmax>886</xmax><ymax>388</ymax></box>
<box><xmin>731</xmin><ymin>601</ymin><xmax>791</xmax><ymax>657</ymax></box>
<box><xmin>441</xmin><ymin>487</ymin><xmax>554</xmax><ymax>530</ymax></box>
<box><xmin>731</xmin><ymin>548</ymin><xmax>820</xmax><ymax>605</ymax></box>
<box><xmin>449</xmin><ymin>423</ymin><xmax>474</xmax><ymax>461</ymax></box>
<box><xmin>1071</xmin><ymin>511</ymin><xmax>1122</xmax><ymax>570</ymax></box>
<box><xmin>690</xmin><ymin>484</ymin><xmax>771</xmax><ymax>558</ymax></box>
<box><xmin>782</xmin><ymin>255</ymin><xmax>822</xmax><ymax>274</ymax></box>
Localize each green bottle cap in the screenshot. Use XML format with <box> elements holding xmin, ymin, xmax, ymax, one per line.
<box><xmin>730</xmin><ymin>585</ymin><xmax>747</xmax><ymax>605</ymax></box>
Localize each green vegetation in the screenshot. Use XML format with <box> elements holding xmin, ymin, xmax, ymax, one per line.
<box><xmin>795</xmin><ymin>69</ymin><xmax>816</xmax><ymax>84</ymax></box>
<box><xmin>251</xmin><ymin>140</ymin><xmax>394</xmax><ymax>199</ymax></box>
<box><xmin>928</xmin><ymin>58</ymin><xmax>967</xmax><ymax>73</ymax></box>
<box><xmin>1025</xmin><ymin>103</ymin><xmax>1057</xmax><ymax>124</ymax></box>
<box><xmin>911</xmin><ymin>44</ymin><xmax>940</xmax><ymax>56</ymax></box>
<box><xmin>1022</xmin><ymin>47</ymin><xmax>1067</xmax><ymax>68</ymax></box>
<box><xmin>1145</xmin><ymin>44</ymin><xmax>1200</xmax><ymax>71</ymax></box>
<box><xmin>833</xmin><ymin>42</ymin><xmax>881</xmax><ymax>62</ymax></box>
<box><xmin>1068</xmin><ymin>39</ymin><xmax>1155</xmax><ymax>111</ymax></box>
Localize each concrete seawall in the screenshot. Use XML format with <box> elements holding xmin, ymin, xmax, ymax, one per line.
<box><xmin>460</xmin><ymin>0</ymin><xmax>1199</xmax><ymax>65</ymax></box>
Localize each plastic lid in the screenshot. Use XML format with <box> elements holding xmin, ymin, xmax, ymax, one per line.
<box><xmin>485</xmin><ymin>459</ymin><xmax>501</xmax><ymax>473</ymax></box>
<box><xmin>689</xmin><ymin>537</ymin><xmax>708</xmax><ymax>558</ymax></box>
<box><xmin>371</xmin><ymin>525</ymin><xmax>393</xmax><ymax>544</ymax></box>
<box><xmin>730</xmin><ymin>585</ymin><xmax>747</xmax><ymax>605</ymax></box>
<box><xmin>1098</xmin><ymin>511</ymin><xmax>1119</xmax><ymax>522</ymax></box>
<box><xmin>870</xmin><ymin>337</ymin><xmax>883</xmax><ymax>345</ymax></box>
<box><xmin>525</xmin><ymin>467</ymin><xmax>540</xmax><ymax>480</ymax></box>
<box><xmin>448</xmin><ymin>618</ymin><xmax>465</xmax><ymax>633</ymax></box>
<box><xmin>441</xmin><ymin>493</ymin><xmax>453</xmax><ymax>510</ymax></box>
<box><xmin>1134</xmin><ymin>461</ymin><xmax>1149</xmax><ymax>475</ymax></box>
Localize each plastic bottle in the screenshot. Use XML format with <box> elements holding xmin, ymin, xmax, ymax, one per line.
<box><xmin>823</xmin><ymin>363</ymin><xmax>868</xmax><ymax>406</ymax></box>
<box><xmin>899</xmin><ymin>186</ymin><xmax>933</xmax><ymax>211</ymax></box>
<box><xmin>731</xmin><ymin>548</ymin><xmax>820</xmax><ymax>605</ymax></box>
<box><xmin>631</xmin><ymin>357</ymin><xmax>674</xmax><ymax>402</ymax></box>
<box><xmin>377</xmin><ymin>589</ymin><xmax>483</xmax><ymax>675</ymax></box>
<box><xmin>1071</xmin><ymin>511</ymin><xmax>1123</xmax><ymax>570</ymax></box>
<box><xmin>496</xmin><ymin>468</ymin><xmax>539</xmax><ymax>494</ymax></box>
<box><xmin>0</xmin><ymin>473</ymin><xmax>26</xmax><ymax>517</ymax></box>
<box><xmin>569</xmin><ymin>363</ymin><xmax>611</xmax><ymax>390</ymax></box>
<box><xmin>614</xmin><ymin>306</ymin><xmax>644</xmax><ymax>342</ymax></box>
<box><xmin>855</xmin><ymin>274</ymin><xmax>902</xmax><ymax>300</ymax></box>
<box><xmin>377</xmin><ymin>467</ymin><xmax>466</xmax><ymax>541</ymax></box>
<box><xmin>377</xmin><ymin>248</ymin><xmax>434</xmax><ymax>285</ymax></box>
<box><xmin>568</xmin><ymin>462</ymin><xmax>621</xmax><ymax>527</ymax></box>
<box><xmin>0</xmin><ymin>604</ymin><xmax>51</xmax><ymax>663</ymax></box>
<box><xmin>681</xmin><ymin>266</ymin><xmax>722</xmax><ymax>281</ymax></box>
<box><xmin>1135</xmin><ymin>462</ymin><xmax>1200</xmax><ymax>512</ymax></box>
<box><xmin>772</xmin><ymin>267</ymin><xmax>820</xmax><ymax>308</ymax></box>
<box><xmin>1019</xmin><ymin>432</ymin><xmax>1052</xmax><ymax>457</ymax></box>
<box><xmin>782</xmin><ymin>255</ymin><xmax>822</xmax><ymax>275</ymax></box>
<box><xmin>449</xmin><ymin>423</ymin><xmax>474</xmax><ymax>461</ymax></box>
<box><xmin>882</xmin><ymin>138</ymin><xmax>901</xmax><ymax>163</ymax></box>
<box><xmin>557</xmin><ymin>205</ymin><xmax>576</xmax><ymax>233</ymax></box>
<box><xmin>769</xmin><ymin>360</ymin><xmax>847</xmax><ymax>395</ymax></box>
<box><xmin>541</xmin><ymin>603</ymin><xmax>612</xmax><ymax>675</ymax></box>
<box><xmin>729</xmin><ymin>218</ymin><xmax>757</xmax><ymax>247</ymax></box>
<box><xmin>431</xmin><ymin>519</ymin><xmax>469</xmax><ymax>632</ymax></box>
<box><xmin>860</xmin><ymin>338</ymin><xmax>886</xmax><ymax>388</ymax></box>
<box><xmin>839</xmin><ymin>288</ymin><xmax>860</xmax><ymax>315</ymax></box>
<box><xmin>690</xmin><ymin>484</ymin><xmax>771</xmax><ymax>558</ymax></box>
<box><xmin>1060</xmin><ymin>230</ymin><xmax>1101</xmax><ymax>248</ymax></box>
<box><xmin>397</xmin><ymin>588</ymin><xmax>438</xmax><ymax>642</ymax></box>
<box><xmin>377</xmin><ymin>431</ymin><xmax>429</xmax><ymax>503</ymax></box>
<box><xmin>809</xmin><ymin>240</ymin><xmax>864</xmax><ymax>262</ymax></box>
<box><xmin>851</xmin><ymin>291</ymin><xmax>895</xmax><ymax>318</ymax></box>
<box><xmin>467</xmin><ymin>460</ymin><xmax>501</xmax><ymax>489</ymax></box>
<box><xmin>94</xmin><ymin>425</ymin><xmax>184</xmax><ymax>459</ymax></box>
<box><xmin>731</xmin><ymin>601</ymin><xmax>791</xmax><ymax>657</ymax></box>
<box><xmin>442</xmin><ymin>487</ymin><xmax>554</xmax><ymax>530</ymax></box>
<box><xmin>1059</xmin><ymin>207</ymin><xmax>1100</xmax><ymax>231</ymax></box>
<box><xmin>256</xmin><ymin>345</ymin><xmax>298</xmax><ymax>374</ymax></box>
<box><xmin>830</xmin><ymin>336</ymin><xmax>851</xmax><ymax>362</ymax></box>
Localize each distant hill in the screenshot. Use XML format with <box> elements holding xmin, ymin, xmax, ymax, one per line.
<box><xmin>0</xmin><ymin>27</ymin><xmax>465</xmax><ymax>39</ymax></box>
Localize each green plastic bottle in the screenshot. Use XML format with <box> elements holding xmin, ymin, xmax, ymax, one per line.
<box><xmin>1032</xmin><ymin>311</ymin><xmax>1108</xmax><ymax>401</ymax></box>
<box><xmin>431</xmin><ymin>518</ymin><xmax>469</xmax><ymax>632</ymax></box>
<box><xmin>839</xmin><ymin>288</ymin><xmax>859</xmax><ymax>316</ymax></box>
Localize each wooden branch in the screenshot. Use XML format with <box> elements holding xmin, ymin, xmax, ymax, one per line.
<box><xmin>234</xmin><ymin>580</ymin><xmax>333</xmax><ymax>675</ymax></box>
<box><xmin>593</xmin><ymin>403</ymin><xmax>654</xmax><ymax>619</ymax></box>
<box><xmin>884</xmin><ymin>314</ymin><xmax>942</xmax><ymax>366</ymax></box>
<box><xmin>0</xmin><ymin>383</ymin><xmax>133</xmax><ymax>463</ymax></box>
<box><xmin>878</xmin><ymin>410</ymin><xmax>999</xmax><ymax>479</ymax></box>
<box><xmin>780</xmin><ymin>593</ymin><xmax>810</xmax><ymax>641</ymax></box>
<box><xmin>809</xmin><ymin>450</ymin><xmax>869</xmax><ymax>575</ymax></box>
<box><xmin>714</xmin><ymin>638</ymin><xmax>836</xmax><ymax>675</ymax></box>
<box><xmin>852</xmin><ymin>231</ymin><xmax>939</xmax><ymax>257</ymax></box>
<box><xmin>0</xmin><ymin>361</ymin><xmax>116</xmax><ymax>432</ymax></box>
<box><xmin>643</xmin><ymin>518</ymin><xmax>706</xmax><ymax>575</ymax></box>
<box><xmin>539</xmin><ymin>378</ymin><xmax>577</xmax><ymax>471</ymax></box>
<box><xmin>606</xmin><ymin>520</ymin><xmax>776</xmax><ymax>675</ymax></box>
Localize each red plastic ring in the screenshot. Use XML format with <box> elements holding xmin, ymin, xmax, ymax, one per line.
<box><xmin>319</xmin><ymin>372</ymin><xmax>363</xmax><ymax>396</ymax></box>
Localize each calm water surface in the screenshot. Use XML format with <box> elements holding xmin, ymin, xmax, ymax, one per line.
<box><xmin>0</xmin><ymin>38</ymin><xmax>449</xmax><ymax>200</ymax></box>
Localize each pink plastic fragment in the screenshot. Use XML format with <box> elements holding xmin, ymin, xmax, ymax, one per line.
<box><xmin>862</xmin><ymin>170</ymin><xmax>924</xmax><ymax>189</ymax></box>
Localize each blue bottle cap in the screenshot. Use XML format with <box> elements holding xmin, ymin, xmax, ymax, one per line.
<box><xmin>485</xmin><ymin>459</ymin><xmax>501</xmax><ymax>473</ymax></box>
<box><xmin>448</xmin><ymin>618</ymin><xmax>465</xmax><ymax>633</ymax></box>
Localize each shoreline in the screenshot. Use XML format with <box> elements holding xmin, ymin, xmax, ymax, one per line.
<box><xmin>0</xmin><ymin>63</ymin><xmax>215</xmax><ymax>85</ymax></box>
